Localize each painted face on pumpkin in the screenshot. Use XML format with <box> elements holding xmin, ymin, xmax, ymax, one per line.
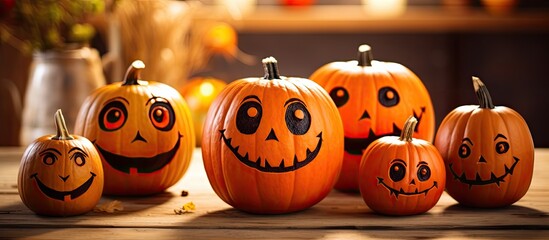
<box><xmin>377</xmin><ymin>158</ymin><xmax>438</xmax><ymax>198</ymax></box>
<box><xmin>448</xmin><ymin>133</ymin><xmax>519</xmax><ymax>188</ymax></box>
<box><xmin>31</xmin><ymin>147</ymin><xmax>98</xmax><ymax>202</ymax></box>
<box><xmin>328</xmin><ymin>86</ymin><xmax>427</xmax><ymax>156</ymax></box>
<box><xmin>93</xmin><ymin>95</ymin><xmax>181</xmax><ymax>175</ymax></box>
<box><xmin>220</xmin><ymin>94</ymin><xmax>323</xmax><ymax>173</ymax></box>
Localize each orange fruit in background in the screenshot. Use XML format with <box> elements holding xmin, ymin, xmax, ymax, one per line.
<box><xmin>203</xmin><ymin>22</ymin><xmax>238</xmax><ymax>58</ymax></box>
<box><xmin>180</xmin><ymin>77</ymin><xmax>227</xmax><ymax>146</ymax></box>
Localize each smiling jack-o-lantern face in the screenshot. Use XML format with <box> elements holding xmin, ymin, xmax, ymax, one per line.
<box><xmin>310</xmin><ymin>45</ymin><xmax>435</xmax><ymax>191</ymax></box>
<box><xmin>359</xmin><ymin>117</ymin><xmax>445</xmax><ymax>216</ymax></box>
<box><xmin>202</xmin><ymin>57</ymin><xmax>344</xmax><ymax>214</ymax></box>
<box><xmin>435</xmin><ymin>77</ymin><xmax>534</xmax><ymax>208</ymax></box>
<box><xmin>74</xmin><ymin>60</ymin><xmax>195</xmax><ymax>196</ymax></box>
<box><xmin>18</xmin><ymin>110</ymin><xmax>104</xmax><ymax>216</ymax></box>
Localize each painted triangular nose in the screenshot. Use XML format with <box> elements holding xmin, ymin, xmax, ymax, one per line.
<box><xmin>132</xmin><ymin>131</ymin><xmax>148</xmax><ymax>143</ymax></box>
<box><xmin>59</xmin><ymin>175</ymin><xmax>70</xmax><ymax>182</ymax></box>
<box><xmin>478</xmin><ymin>155</ymin><xmax>487</xmax><ymax>163</ymax></box>
<box><xmin>410</xmin><ymin>179</ymin><xmax>416</xmax><ymax>185</ymax></box>
<box><xmin>360</xmin><ymin>110</ymin><xmax>370</xmax><ymax>120</ymax></box>
<box><xmin>265</xmin><ymin>128</ymin><xmax>279</xmax><ymax>141</ymax></box>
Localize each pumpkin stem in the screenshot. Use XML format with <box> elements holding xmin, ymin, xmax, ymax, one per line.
<box><xmin>262</xmin><ymin>56</ymin><xmax>281</xmax><ymax>80</ymax></box>
<box><xmin>472</xmin><ymin>76</ymin><xmax>495</xmax><ymax>109</ymax></box>
<box><xmin>52</xmin><ymin>109</ymin><xmax>74</xmax><ymax>140</ymax></box>
<box><xmin>399</xmin><ymin>116</ymin><xmax>418</xmax><ymax>142</ymax></box>
<box><xmin>123</xmin><ymin>60</ymin><xmax>145</xmax><ymax>86</ymax></box>
<box><xmin>357</xmin><ymin>44</ymin><xmax>373</xmax><ymax>67</ymax></box>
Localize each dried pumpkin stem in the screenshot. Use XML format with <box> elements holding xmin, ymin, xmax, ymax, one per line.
<box><xmin>399</xmin><ymin>116</ymin><xmax>418</xmax><ymax>142</ymax></box>
<box><xmin>123</xmin><ymin>60</ymin><xmax>146</xmax><ymax>86</ymax></box>
<box><xmin>262</xmin><ymin>56</ymin><xmax>281</xmax><ymax>80</ymax></box>
<box><xmin>52</xmin><ymin>109</ymin><xmax>74</xmax><ymax>140</ymax></box>
<box><xmin>357</xmin><ymin>44</ymin><xmax>373</xmax><ymax>67</ymax></box>
<box><xmin>472</xmin><ymin>76</ymin><xmax>495</xmax><ymax>109</ymax></box>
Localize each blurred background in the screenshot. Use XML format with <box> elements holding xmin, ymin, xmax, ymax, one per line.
<box><xmin>1</xmin><ymin>0</ymin><xmax>548</xmax><ymax>147</ymax></box>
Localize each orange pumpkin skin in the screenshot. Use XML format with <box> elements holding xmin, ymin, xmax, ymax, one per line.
<box><xmin>74</xmin><ymin>61</ymin><xmax>195</xmax><ymax>196</ymax></box>
<box><xmin>180</xmin><ymin>77</ymin><xmax>227</xmax><ymax>146</ymax></box>
<box><xmin>359</xmin><ymin>117</ymin><xmax>445</xmax><ymax>216</ymax></box>
<box><xmin>434</xmin><ymin>77</ymin><xmax>534</xmax><ymax>208</ymax></box>
<box><xmin>18</xmin><ymin>110</ymin><xmax>104</xmax><ymax>216</ymax></box>
<box><xmin>310</xmin><ymin>45</ymin><xmax>435</xmax><ymax>192</ymax></box>
<box><xmin>202</xmin><ymin>57</ymin><xmax>344</xmax><ymax>214</ymax></box>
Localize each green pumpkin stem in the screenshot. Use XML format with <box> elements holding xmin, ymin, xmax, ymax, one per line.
<box><xmin>399</xmin><ymin>116</ymin><xmax>418</xmax><ymax>142</ymax></box>
<box><xmin>52</xmin><ymin>109</ymin><xmax>74</xmax><ymax>140</ymax></box>
<box><xmin>262</xmin><ymin>56</ymin><xmax>281</xmax><ymax>80</ymax></box>
<box><xmin>122</xmin><ymin>60</ymin><xmax>145</xmax><ymax>86</ymax></box>
<box><xmin>357</xmin><ymin>44</ymin><xmax>373</xmax><ymax>67</ymax></box>
<box><xmin>472</xmin><ymin>76</ymin><xmax>495</xmax><ymax>109</ymax></box>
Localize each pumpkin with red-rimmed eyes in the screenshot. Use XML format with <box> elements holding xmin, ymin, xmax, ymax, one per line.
<box><xmin>310</xmin><ymin>44</ymin><xmax>435</xmax><ymax>192</ymax></box>
<box><xmin>74</xmin><ymin>60</ymin><xmax>194</xmax><ymax>196</ymax></box>
<box><xmin>18</xmin><ymin>109</ymin><xmax>104</xmax><ymax>216</ymax></box>
<box><xmin>359</xmin><ymin>116</ymin><xmax>445</xmax><ymax>216</ymax></box>
<box><xmin>202</xmin><ymin>57</ymin><xmax>344</xmax><ymax>214</ymax></box>
<box><xmin>434</xmin><ymin>77</ymin><xmax>534</xmax><ymax>208</ymax></box>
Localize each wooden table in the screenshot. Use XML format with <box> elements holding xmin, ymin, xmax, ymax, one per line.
<box><xmin>1</xmin><ymin>147</ymin><xmax>548</xmax><ymax>239</ymax></box>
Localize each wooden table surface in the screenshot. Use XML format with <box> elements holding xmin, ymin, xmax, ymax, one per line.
<box><xmin>1</xmin><ymin>147</ymin><xmax>548</xmax><ymax>239</ymax></box>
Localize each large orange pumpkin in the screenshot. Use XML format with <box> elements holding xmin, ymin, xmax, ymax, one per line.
<box><xmin>434</xmin><ymin>77</ymin><xmax>534</xmax><ymax>208</ymax></box>
<box><xmin>310</xmin><ymin>44</ymin><xmax>435</xmax><ymax>191</ymax></box>
<box><xmin>202</xmin><ymin>57</ymin><xmax>344</xmax><ymax>214</ymax></box>
<box><xmin>18</xmin><ymin>109</ymin><xmax>104</xmax><ymax>216</ymax></box>
<box><xmin>74</xmin><ymin>60</ymin><xmax>195</xmax><ymax>196</ymax></box>
<box><xmin>180</xmin><ymin>77</ymin><xmax>227</xmax><ymax>146</ymax></box>
<box><xmin>359</xmin><ymin>116</ymin><xmax>445</xmax><ymax>215</ymax></box>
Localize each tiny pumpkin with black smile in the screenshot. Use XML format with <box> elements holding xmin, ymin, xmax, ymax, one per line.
<box><xmin>202</xmin><ymin>57</ymin><xmax>344</xmax><ymax>214</ymax></box>
<box><xmin>74</xmin><ymin>60</ymin><xmax>195</xmax><ymax>196</ymax></box>
<box><xmin>359</xmin><ymin>117</ymin><xmax>445</xmax><ymax>216</ymax></box>
<box><xmin>310</xmin><ymin>44</ymin><xmax>435</xmax><ymax>191</ymax></box>
<box><xmin>18</xmin><ymin>110</ymin><xmax>104</xmax><ymax>216</ymax></box>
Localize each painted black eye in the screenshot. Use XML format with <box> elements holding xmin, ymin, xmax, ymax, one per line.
<box><xmin>236</xmin><ymin>100</ymin><xmax>262</xmax><ymax>134</ymax></box>
<box><xmin>42</xmin><ymin>153</ymin><xmax>57</xmax><ymax>166</ymax></box>
<box><xmin>495</xmin><ymin>141</ymin><xmax>509</xmax><ymax>154</ymax></box>
<box><xmin>329</xmin><ymin>87</ymin><xmax>349</xmax><ymax>107</ymax></box>
<box><xmin>285</xmin><ymin>101</ymin><xmax>311</xmax><ymax>135</ymax></box>
<box><xmin>417</xmin><ymin>165</ymin><xmax>431</xmax><ymax>182</ymax></box>
<box><xmin>99</xmin><ymin>101</ymin><xmax>128</xmax><ymax>131</ymax></box>
<box><xmin>149</xmin><ymin>102</ymin><xmax>176</xmax><ymax>131</ymax></box>
<box><xmin>378</xmin><ymin>87</ymin><xmax>399</xmax><ymax>107</ymax></box>
<box><xmin>72</xmin><ymin>152</ymin><xmax>86</xmax><ymax>167</ymax></box>
<box><xmin>458</xmin><ymin>144</ymin><xmax>471</xmax><ymax>158</ymax></box>
<box><xmin>389</xmin><ymin>161</ymin><xmax>406</xmax><ymax>182</ymax></box>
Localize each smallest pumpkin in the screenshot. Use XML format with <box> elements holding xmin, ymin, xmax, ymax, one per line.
<box><xmin>18</xmin><ymin>109</ymin><xmax>104</xmax><ymax>216</ymax></box>
<box><xmin>358</xmin><ymin>116</ymin><xmax>445</xmax><ymax>216</ymax></box>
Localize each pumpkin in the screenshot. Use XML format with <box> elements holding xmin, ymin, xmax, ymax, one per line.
<box><xmin>434</xmin><ymin>77</ymin><xmax>534</xmax><ymax>208</ymax></box>
<box><xmin>180</xmin><ymin>77</ymin><xmax>227</xmax><ymax>146</ymax></box>
<box><xmin>74</xmin><ymin>60</ymin><xmax>195</xmax><ymax>196</ymax></box>
<box><xmin>359</xmin><ymin>116</ymin><xmax>445</xmax><ymax>216</ymax></box>
<box><xmin>202</xmin><ymin>57</ymin><xmax>344</xmax><ymax>214</ymax></box>
<box><xmin>18</xmin><ymin>109</ymin><xmax>104</xmax><ymax>216</ymax></box>
<box><xmin>310</xmin><ymin>44</ymin><xmax>435</xmax><ymax>192</ymax></box>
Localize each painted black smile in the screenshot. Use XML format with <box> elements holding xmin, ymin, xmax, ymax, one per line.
<box><xmin>95</xmin><ymin>134</ymin><xmax>181</xmax><ymax>174</ymax></box>
<box><xmin>377</xmin><ymin>177</ymin><xmax>438</xmax><ymax>199</ymax></box>
<box><xmin>31</xmin><ymin>172</ymin><xmax>97</xmax><ymax>201</ymax></box>
<box><xmin>449</xmin><ymin>156</ymin><xmax>519</xmax><ymax>188</ymax></box>
<box><xmin>345</xmin><ymin>109</ymin><xmax>425</xmax><ymax>156</ymax></box>
<box><xmin>220</xmin><ymin>129</ymin><xmax>323</xmax><ymax>173</ymax></box>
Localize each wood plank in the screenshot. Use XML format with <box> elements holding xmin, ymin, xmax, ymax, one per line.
<box><xmin>1</xmin><ymin>149</ymin><xmax>548</xmax><ymax>232</ymax></box>
<box><xmin>1</xmin><ymin>228</ymin><xmax>548</xmax><ymax>240</ymax></box>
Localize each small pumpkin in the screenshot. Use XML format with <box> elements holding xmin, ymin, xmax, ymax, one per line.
<box><xmin>18</xmin><ymin>109</ymin><xmax>104</xmax><ymax>216</ymax></box>
<box><xmin>359</xmin><ymin>116</ymin><xmax>445</xmax><ymax>216</ymax></box>
<box><xmin>202</xmin><ymin>57</ymin><xmax>344</xmax><ymax>214</ymax></box>
<box><xmin>434</xmin><ymin>77</ymin><xmax>534</xmax><ymax>208</ymax></box>
<box><xmin>180</xmin><ymin>76</ymin><xmax>227</xmax><ymax>146</ymax></box>
<box><xmin>74</xmin><ymin>60</ymin><xmax>195</xmax><ymax>196</ymax></box>
<box><xmin>310</xmin><ymin>44</ymin><xmax>435</xmax><ymax>191</ymax></box>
